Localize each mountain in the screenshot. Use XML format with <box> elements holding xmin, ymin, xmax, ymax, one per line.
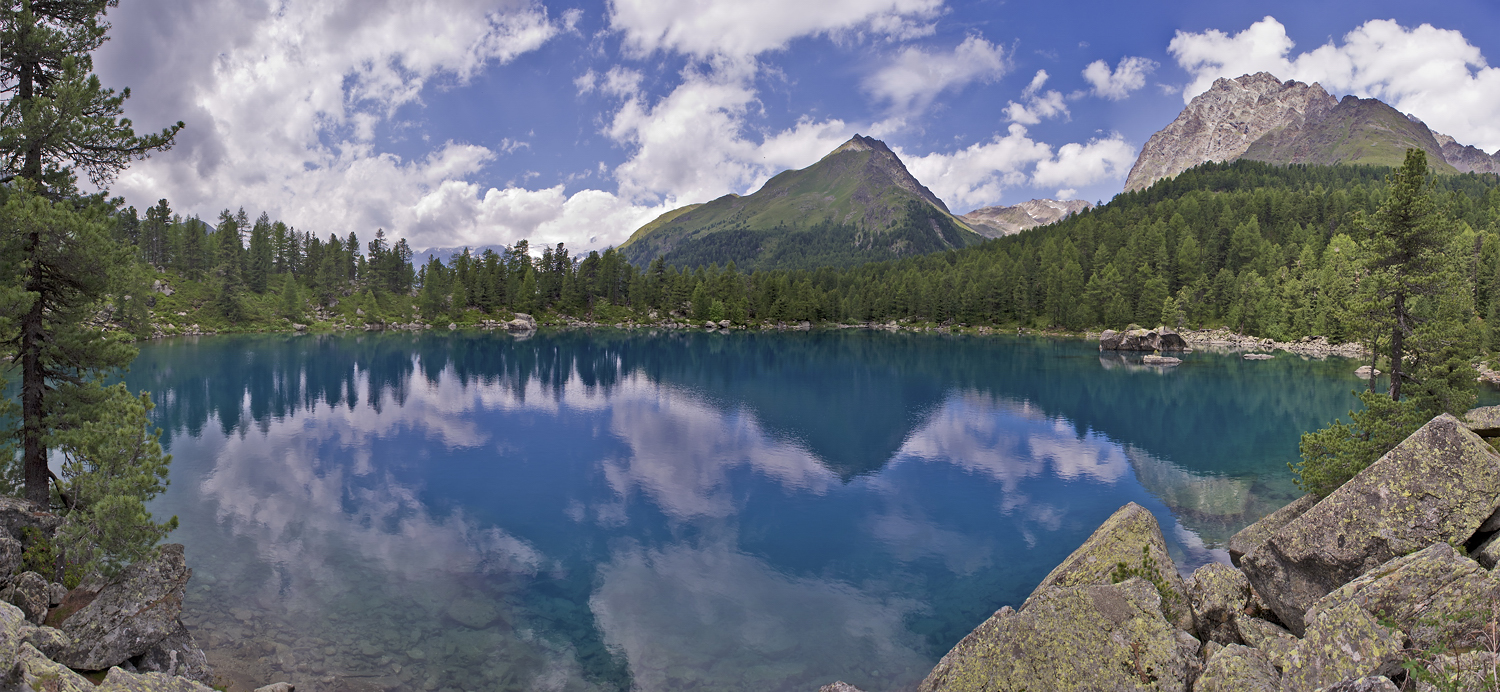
<box><xmin>415</xmin><ymin>244</ymin><xmax>509</xmax><ymax>266</ymax></box>
<box><xmin>1126</xmin><ymin>73</ymin><xmax>1500</xmax><ymax>192</ymax></box>
<box><xmin>960</xmin><ymin>199</ymin><xmax>1093</xmax><ymax>238</ymax></box>
<box><xmin>1239</xmin><ymin>95</ymin><xmax>1456</xmax><ymax>172</ymax></box>
<box><xmin>1124</xmin><ymin>73</ymin><xmax>1336</xmax><ymax>193</ymax></box>
<box><xmin>619</xmin><ymin>135</ymin><xmax>982</xmax><ymax>270</ymax></box>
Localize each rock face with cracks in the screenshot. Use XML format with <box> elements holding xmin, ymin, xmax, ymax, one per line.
<box><xmin>918</xmin><ymin>578</ymin><xmax>1199</xmax><ymax>692</ymax></box>
<box><xmin>1226</xmin><ymin>493</ymin><xmax>1316</xmax><ymax>567</ymax></box>
<box><xmin>1185</xmin><ymin>563</ymin><xmax>1250</xmax><ymax>645</ymax></box>
<box><xmin>1240</xmin><ymin>414</ymin><xmax>1500</xmax><ymax>634</ymax></box>
<box><xmin>52</xmin><ymin>544</ymin><xmax>191</xmax><ymax>671</ymax></box>
<box><xmin>1278</xmin><ymin>601</ymin><xmax>1405</xmax><ymax>690</ymax></box>
<box><xmin>1193</xmin><ymin>644</ymin><xmax>1279</xmax><ymax>692</ymax></box>
<box><xmin>1025</xmin><ymin>502</ymin><xmax>1193</xmax><ymax>632</ymax></box>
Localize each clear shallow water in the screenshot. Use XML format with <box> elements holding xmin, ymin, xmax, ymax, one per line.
<box><xmin>127</xmin><ymin>331</ymin><xmax>1401</xmax><ymax>692</ymax></box>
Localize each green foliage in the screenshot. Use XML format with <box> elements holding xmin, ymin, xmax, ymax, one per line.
<box><xmin>1293</xmin><ymin>390</ymin><xmax>1427</xmax><ymax>496</ymax></box>
<box><xmin>19</xmin><ymin>526</ymin><xmax>54</xmax><ymax>577</ymax></box>
<box><xmin>1109</xmin><ymin>545</ymin><xmax>1181</xmax><ymax>624</ymax></box>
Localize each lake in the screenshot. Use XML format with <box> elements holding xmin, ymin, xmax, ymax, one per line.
<box><xmin>127</xmin><ymin>329</ymin><xmax>1392</xmax><ymax>692</ymax></box>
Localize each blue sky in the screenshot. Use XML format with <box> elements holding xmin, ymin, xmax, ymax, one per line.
<box><xmin>94</xmin><ymin>0</ymin><xmax>1500</xmax><ymax>252</ymax></box>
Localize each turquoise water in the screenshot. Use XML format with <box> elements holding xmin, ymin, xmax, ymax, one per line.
<box><xmin>129</xmin><ymin>331</ymin><xmax>1395</xmax><ymax>692</ymax></box>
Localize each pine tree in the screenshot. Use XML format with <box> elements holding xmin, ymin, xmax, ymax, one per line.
<box><xmin>247</xmin><ymin>211</ymin><xmax>272</xmax><ymax>293</ymax></box>
<box><xmin>0</xmin><ymin>0</ymin><xmax>181</xmax><ymax>512</ymax></box>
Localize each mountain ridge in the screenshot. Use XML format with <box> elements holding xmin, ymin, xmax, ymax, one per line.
<box><xmin>960</xmin><ymin>199</ymin><xmax>1093</xmax><ymax>238</ymax></box>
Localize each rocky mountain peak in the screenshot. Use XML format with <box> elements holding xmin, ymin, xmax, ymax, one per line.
<box><xmin>961</xmin><ymin>198</ymin><xmax>1093</xmax><ymax>238</ymax></box>
<box><xmin>1123</xmin><ymin>73</ymin><xmax>1337</xmax><ymax>192</ymax></box>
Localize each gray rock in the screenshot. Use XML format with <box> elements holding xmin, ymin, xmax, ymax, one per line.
<box><xmin>1322</xmin><ymin>677</ymin><xmax>1401</xmax><ymax>692</ymax></box>
<box><xmin>0</xmin><ymin>535</ymin><xmax>21</xmax><ymax>580</ymax></box>
<box><xmin>1476</xmin><ymin>532</ymin><xmax>1500</xmax><ymax>569</ymax></box>
<box><xmin>1305</xmin><ymin>542</ymin><xmax>1500</xmax><ymax>651</ymax></box>
<box><xmin>254</xmin><ymin>684</ymin><xmax>295</xmax><ymax>692</ymax></box>
<box><xmin>1414</xmin><ymin>652</ymin><xmax>1500</xmax><ymax>692</ymax></box>
<box><xmin>1279</xmin><ymin>601</ymin><xmax>1404</xmax><ymax>691</ymax></box>
<box><xmin>1227</xmin><ymin>493</ymin><xmax>1317</xmax><ymax>567</ymax></box>
<box><xmin>817</xmin><ymin>683</ymin><xmax>862</xmax><ymax>692</ymax></box>
<box><xmin>1099</xmin><ymin>327</ymin><xmax>1189</xmax><ymax>352</ymax></box>
<box><xmin>1193</xmin><ymin>644</ymin><xmax>1280</xmax><ymax>692</ymax></box>
<box><xmin>20</xmin><ymin>624</ymin><xmax>70</xmax><ymax>659</ymax></box>
<box><xmin>0</xmin><ymin>601</ymin><xmax>28</xmax><ymax>671</ymax></box>
<box><xmin>14</xmin><ymin>642</ymin><xmax>95</xmax><ymax>691</ymax></box>
<box><xmin>1185</xmin><ymin>563</ymin><xmax>1250</xmax><ymax>645</ymax></box>
<box><xmin>132</xmin><ymin>620</ymin><xmax>213</xmax><ymax>685</ymax></box>
<box><xmin>1463</xmin><ymin>404</ymin><xmax>1500</xmax><ymax>437</ymax></box>
<box><xmin>53</xmin><ymin>544</ymin><xmax>191</xmax><ymax>670</ymax></box>
<box><xmin>1355</xmin><ymin>365</ymin><xmax>1382</xmax><ymax>378</ymax></box>
<box><xmin>47</xmin><ymin>582</ymin><xmax>65</xmax><ymax>606</ymax></box>
<box><xmin>1234</xmin><ymin>616</ymin><xmax>1299</xmax><ymax>671</ymax></box>
<box><xmin>4</xmin><ymin>571</ymin><xmax>50</xmax><ymax>624</ymax></box>
<box><xmin>1024</xmin><ymin>502</ymin><xmax>1193</xmax><ymax>632</ymax></box>
<box><xmin>1243</xmin><ymin>353</ymin><xmax>1274</xmax><ymax>360</ymax></box>
<box><xmin>96</xmin><ymin>666</ymin><xmax>215</xmax><ymax>691</ymax></box>
<box><xmin>1143</xmin><ymin>354</ymin><xmax>1181</xmax><ymax>366</ymax></box>
<box><xmin>0</xmin><ymin>497</ymin><xmax>62</xmax><ymax>544</ymax></box>
<box><xmin>1240</xmin><ymin>414</ymin><xmax>1500</xmax><ymax>634</ymax></box>
<box><xmin>918</xmin><ymin>578</ymin><xmax>1198</xmax><ymax>692</ymax></box>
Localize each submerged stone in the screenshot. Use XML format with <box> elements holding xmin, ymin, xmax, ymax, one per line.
<box><xmin>918</xmin><ymin>578</ymin><xmax>1198</xmax><ymax>692</ymax></box>
<box><xmin>96</xmin><ymin>666</ymin><xmax>215</xmax><ymax>691</ymax></box>
<box><xmin>1025</xmin><ymin>502</ymin><xmax>1193</xmax><ymax>631</ymax></box>
<box><xmin>1240</xmin><ymin>415</ymin><xmax>1500</xmax><ymax>634</ymax></box>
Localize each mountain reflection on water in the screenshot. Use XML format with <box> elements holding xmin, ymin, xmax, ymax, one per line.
<box><xmin>130</xmin><ymin>330</ymin><xmax>1372</xmax><ymax>692</ymax></box>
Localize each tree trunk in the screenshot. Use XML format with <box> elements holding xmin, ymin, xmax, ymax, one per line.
<box><xmin>1389</xmin><ymin>292</ymin><xmax>1406</xmax><ymax>402</ymax></box>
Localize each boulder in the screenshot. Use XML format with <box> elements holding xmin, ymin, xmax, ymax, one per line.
<box><xmin>817</xmin><ymin>683</ymin><xmax>863</xmax><ymax>692</ymax></box>
<box><xmin>0</xmin><ymin>497</ymin><xmax>62</xmax><ymax>544</ymax></box>
<box><xmin>1240</xmin><ymin>414</ymin><xmax>1500</xmax><ymax>634</ymax></box>
<box><xmin>1100</xmin><ymin>327</ymin><xmax>1189</xmax><ymax>352</ymax></box>
<box><xmin>1279</xmin><ymin>601</ymin><xmax>1404</xmax><ymax>691</ymax></box>
<box><xmin>1185</xmin><ymin>563</ymin><xmax>1250</xmax><ymax>645</ymax></box>
<box><xmin>1413</xmin><ymin>652</ymin><xmax>1500</xmax><ymax>692</ymax></box>
<box><xmin>1025</xmin><ymin>503</ymin><xmax>1193</xmax><ymax>631</ymax></box>
<box><xmin>3</xmin><ymin>571</ymin><xmax>50</xmax><ymax>624</ymax></box>
<box><xmin>1243</xmin><ymin>353</ymin><xmax>1274</xmax><ymax>360</ymax></box>
<box><xmin>1355</xmin><ymin>365</ymin><xmax>1381</xmax><ymax>378</ymax></box>
<box><xmin>132</xmin><ymin>620</ymin><xmax>213</xmax><ymax>685</ymax></box>
<box><xmin>1475</xmin><ymin>532</ymin><xmax>1500</xmax><ymax>569</ymax></box>
<box><xmin>53</xmin><ymin>544</ymin><xmax>191</xmax><ymax>670</ymax></box>
<box><xmin>14</xmin><ymin>642</ymin><xmax>94</xmax><ymax>691</ymax></box>
<box><xmin>0</xmin><ymin>534</ymin><xmax>21</xmax><ymax>580</ymax></box>
<box><xmin>1234</xmin><ymin>616</ymin><xmax>1299</xmax><ymax>671</ymax></box>
<box><xmin>1305</xmin><ymin>542</ymin><xmax>1500</xmax><ymax>651</ymax></box>
<box><xmin>1193</xmin><ymin>644</ymin><xmax>1280</xmax><ymax>692</ymax></box>
<box><xmin>1226</xmin><ymin>494</ymin><xmax>1317</xmax><ymax>567</ymax></box>
<box><xmin>96</xmin><ymin>666</ymin><xmax>216</xmax><ymax>692</ymax></box>
<box><xmin>20</xmin><ymin>623</ymin><xmax>70</xmax><ymax>659</ymax></box>
<box><xmin>1099</xmin><ymin>330</ymin><xmax>1124</xmax><ymax>350</ymax></box>
<box><xmin>1464</xmin><ymin>405</ymin><xmax>1500</xmax><ymax>437</ymax></box>
<box><xmin>1142</xmin><ymin>355</ymin><xmax>1181</xmax><ymax>366</ymax></box>
<box><xmin>1321</xmin><ymin>677</ymin><xmax>1401</xmax><ymax>692</ymax></box>
<box><xmin>0</xmin><ymin>601</ymin><xmax>28</xmax><ymax>670</ymax></box>
<box><xmin>918</xmin><ymin>578</ymin><xmax>1199</xmax><ymax>692</ymax></box>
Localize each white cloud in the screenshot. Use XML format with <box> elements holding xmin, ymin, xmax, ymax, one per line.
<box><xmin>608</xmin><ymin>0</ymin><xmax>943</xmax><ymax>59</ymax></box>
<box><xmin>98</xmin><ymin>0</ymin><xmax>571</xmax><ymax>250</ymax></box>
<box><xmin>901</xmin><ymin>125</ymin><xmax>1134</xmax><ymax>210</ymax></box>
<box><xmin>1031</xmin><ymin>134</ymin><xmax>1137</xmax><ymax>190</ymax></box>
<box><xmin>865</xmin><ymin>35</ymin><xmax>1010</xmax><ymax>113</ymax></box>
<box><xmin>1002</xmin><ymin>69</ymin><xmax>1068</xmax><ymax>125</ymax></box>
<box><xmin>1082</xmin><ymin>56</ymin><xmax>1157</xmax><ymax>100</ymax></box>
<box><xmin>1170</xmin><ymin>16</ymin><xmax>1500</xmax><ymax>152</ymax></box>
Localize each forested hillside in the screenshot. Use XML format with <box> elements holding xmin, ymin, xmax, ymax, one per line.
<box><xmin>111</xmin><ymin>160</ymin><xmax>1500</xmax><ymax>348</ymax></box>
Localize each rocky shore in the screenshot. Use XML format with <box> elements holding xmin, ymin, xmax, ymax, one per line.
<box><xmin>0</xmin><ymin>500</ymin><xmax>290</xmax><ymax>692</ymax></box>
<box><xmin>1176</xmin><ymin>328</ymin><xmax>1366</xmax><ymax>359</ymax></box>
<box><xmin>821</xmin><ymin>407</ymin><xmax>1500</xmax><ymax>691</ymax></box>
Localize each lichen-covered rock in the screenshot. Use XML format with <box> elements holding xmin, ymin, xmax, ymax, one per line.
<box><xmin>1099</xmin><ymin>328</ymin><xmax>1189</xmax><ymax>352</ymax></box>
<box><xmin>1305</xmin><ymin>542</ymin><xmax>1500</xmax><ymax>651</ymax></box>
<box><xmin>4</xmin><ymin>571</ymin><xmax>51</xmax><ymax>624</ymax></box>
<box><xmin>818</xmin><ymin>683</ymin><xmax>864</xmax><ymax>692</ymax></box>
<box><xmin>1234</xmin><ymin>616</ymin><xmax>1299</xmax><ymax>671</ymax></box>
<box><xmin>1414</xmin><ymin>652</ymin><xmax>1500</xmax><ymax>692</ymax></box>
<box><xmin>0</xmin><ymin>534</ymin><xmax>22</xmax><ymax>581</ymax></box>
<box><xmin>1463</xmin><ymin>404</ymin><xmax>1500</xmax><ymax>437</ymax></box>
<box><xmin>1024</xmin><ymin>502</ymin><xmax>1193</xmax><ymax>631</ymax></box>
<box><xmin>1227</xmin><ymin>494</ymin><xmax>1317</xmax><ymax>567</ymax></box>
<box><xmin>20</xmin><ymin>624</ymin><xmax>71</xmax><ymax>660</ymax></box>
<box><xmin>14</xmin><ymin>642</ymin><xmax>95</xmax><ymax>691</ymax></box>
<box><xmin>1279</xmin><ymin>601</ymin><xmax>1405</xmax><ymax>690</ymax></box>
<box><xmin>95</xmin><ymin>666</ymin><xmax>215</xmax><ymax>692</ymax></box>
<box><xmin>53</xmin><ymin>544</ymin><xmax>190</xmax><ymax>670</ymax></box>
<box><xmin>1475</xmin><ymin>532</ymin><xmax>1500</xmax><ymax>569</ymax></box>
<box><xmin>1240</xmin><ymin>415</ymin><xmax>1500</xmax><ymax>634</ymax></box>
<box><xmin>1193</xmin><ymin>644</ymin><xmax>1280</xmax><ymax>692</ymax></box>
<box><xmin>1319</xmin><ymin>677</ymin><xmax>1401</xmax><ymax>692</ymax></box>
<box><xmin>132</xmin><ymin>620</ymin><xmax>213</xmax><ymax>686</ymax></box>
<box><xmin>0</xmin><ymin>497</ymin><xmax>62</xmax><ymax>544</ymax></box>
<box><xmin>918</xmin><ymin>578</ymin><xmax>1198</xmax><ymax>692</ymax></box>
<box><xmin>0</xmin><ymin>600</ymin><xmax>27</xmax><ymax>671</ymax></box>
<box><xmin>1185</xmin><ymin>563</ymin><xmax>1250</xmax><ymax>644</ymax></box>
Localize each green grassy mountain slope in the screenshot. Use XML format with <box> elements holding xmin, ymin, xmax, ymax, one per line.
<box><xmin>1241</xmin><ymin>95</ymin><xmax>1458</xmax><ymax>172</ymax></box>
<box><xmin>619</xmin><ymin>135</ymin><xmax>982</xmax><ymax>270</ymax></box>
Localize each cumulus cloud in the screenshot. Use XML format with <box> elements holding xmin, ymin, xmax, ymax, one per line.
<box><xmin>1170</xmin><ymin>16</ymin><xmax>1500</xmax><ymax>152</ymax></box>
<box><xmin>1082</xmin><ymin>56</ymin><xmax>1157</xmax><ymax>100</ymax></box>
<box><xmin>901</xmin><ymin>125</ymin><xmax>1134</xmax><ymax>210</ymax></box>
<box><xmin>608</xmin><ymin>0</ymin><xmax>943</xmax><ymax>59</ymax></box>
<box><xmin>865</xmin><ymin>35</ymin><xmax>1010</xmax><ymax>113</ymax></box>
<box><xmin>1003</xmin><ymin>69</ymin><xmax>1068</xmax><ymax>125</ymax></box>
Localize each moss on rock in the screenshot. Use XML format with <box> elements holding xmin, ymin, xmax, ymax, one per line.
<box><xmin>1280</xmin><ymin>601</ymin><xmax>1404</xmax><ymax>690</ymax></box>
<box><xmin>1194</xmin><ymin>644</ymin><xmax>1279</xmax><ymax>692</ymax></box>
